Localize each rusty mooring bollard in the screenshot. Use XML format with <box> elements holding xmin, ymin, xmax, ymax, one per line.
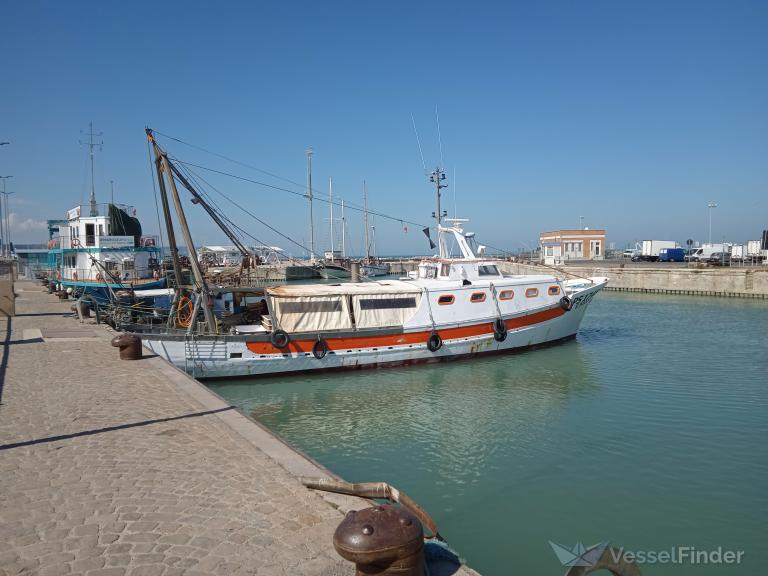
<box><xmin>334</xmin><ymin>504</ymin><xmax>424</xmax><ymax>576</ymax></box>
<box><xmin>77</xmin><ymin>301</ymin><xmax>91</xmax><ymax>319</ymax></box>
<box><xmin>110</xmin><ymin>334</ymin><xmax>143</xmax><ymax>360</ymax></box>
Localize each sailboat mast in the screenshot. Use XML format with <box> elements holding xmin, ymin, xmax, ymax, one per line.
<box><xmin>306</xmin><ymin>148</ymin><xmax>315</xmax><ymax>261</ymax></box>
<box><xmin>341</xmin><ymin>199</ymin><xmax>346</xmax><ymax>259</ymax></box>
<box><xmin>363</xmin><ymin>180</ymin><xmax>370</xmax><ymax>261</ymax></box>
<box><xmin>328</xmin><ymin>176</ymin><xmax>334</xmax><ymax>262</ymax></box>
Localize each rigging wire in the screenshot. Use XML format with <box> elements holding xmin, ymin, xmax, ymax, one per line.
<box><xmin>146</xmin><ymin>141</ymin><xmax>167</xmax><ymax>256</ymax></box>
<box><xmin>410</xmin><ymin>113</ymin><xmax>427</xmax><ymax>174</ymax></box>
<box><xmin>154</xmin><ymin>130</ymin><xmax>368</xmax><ymax>211</ymax></box>
<box><xmin>170</xmin><ymin>157</ymin><xmax>430</xmax><ymax>229</ymax></box>
<box><xmin>172</xmin><ymin>160</ymin><xmax>320</xmax><ymax>260</ymax></box>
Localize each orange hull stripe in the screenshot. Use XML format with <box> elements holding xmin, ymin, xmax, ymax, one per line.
<box><xmin>246</xmin><ymin>306</ymin><xmax>565</xmax><ymax>355</ymax></box>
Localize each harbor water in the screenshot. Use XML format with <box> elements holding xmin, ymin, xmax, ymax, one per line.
<box><xmin>207</xmin><ymin>292</ymin><xmax>768</xmax><ymax>575</ymax></box>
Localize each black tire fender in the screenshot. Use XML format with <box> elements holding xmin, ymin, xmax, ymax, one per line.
<box><xmin>427</xmin><ymin>332</ymin><xmax>442</xmax><ymax>352</ymax></box>
<box><xmin>493</xmin><ymin>318</ymin><xmax>507</xmax><ymax>342</ymax></box>
<box><xmin>312</xmin><ymin>338</ymin><xmax>329</xmax><ymax>360</ymax></box>
<box><xmin>270</xmin><ymin>329</ymin><xmax>290</xmax><ymax>349</ymax></box>
<box><xmin>559</xmin><ymin>296</ymin><xmax>573</xmax><ymax>311</ymax></box>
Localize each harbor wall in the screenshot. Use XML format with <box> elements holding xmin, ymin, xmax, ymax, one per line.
<box><xmin>499</xmin><ymin>262</ymin><xmax>768</xmax><ymax>299</ymax></box>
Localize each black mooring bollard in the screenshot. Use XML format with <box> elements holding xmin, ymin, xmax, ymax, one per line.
<box><xmin>334</xmin><ymin>504</ymin><xmax>424</xmax><ymax>576</ymax></box>
<box><xmin>110</xmin><ymin>334</ymin><xmax>143</xmax><ymax>360</ymax></box>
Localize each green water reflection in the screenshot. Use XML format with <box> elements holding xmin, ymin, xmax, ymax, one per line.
<box><xmin>208</xmin><ymin>292</ymin><xmax>768</xmax><ymax>575</ymax></box>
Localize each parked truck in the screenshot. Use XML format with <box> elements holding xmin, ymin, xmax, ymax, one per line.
<box><xmin>658</xmin><ymin>247</ymin><xmax>686</xmax><ymax>262</ymax></box>
<box><xmin>747</xmin><ymin>240</ymin><xmax>763</xmax><ymax>261</ymax></box>
<box><xmin>730</xmin><ymin>245</ymin><xmax>745</xmax><ymax>262</ymax></box>
<box><xmin>634</xmin><ymin>240</ymin><xmax>678</xmax><ymax>262</ymax></box>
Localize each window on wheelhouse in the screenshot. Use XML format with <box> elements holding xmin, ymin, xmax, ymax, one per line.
<box><xmin>440</xmin><ymin>263</ymin><xmax>450</xmax><ymax>277</ymax></box>
<box><xmin>470</xmin><ymin>292</ymin><xmax>487</xmax><ymax>303</ymax></box>
<box><xmin>122</xmin><ymin>259</ymin><xmax>135</xmax><ymax>272</ymax></box>
<box><xmin>437</xmin><ymin>294</ymin><xmax>455</xmax><ymax>305</ymax></box>
<box><xmin>85</xmin><ymin>223</ymin><xmax>96</xmax><ymax>247</ymax></box>
<box><xmin>477</xmin><ymin>265</ymin><xmax>499</xmax><ymax>276</ymax></box>
<box><xmin>525</xmin><ymin>288</ymin><xmax>539</xmax><ymax>298</ymax></box>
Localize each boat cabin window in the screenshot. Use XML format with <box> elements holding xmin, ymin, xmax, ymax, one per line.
<box><xmin>103</xmin><ymin>261</ymin><xmax>118</xmax><ymax>273</ymax></box>
<box><xmin>420</xmin><ymin>265</ymin><xmax>438</xmax><ymax>279</ymax></box>
<box><xmin>440</xmin><ymin>263</ymin><xmax>451</xmax><ymax>277</ymax></box>
<box><xmin>470</xmin><ymin>292</ymin><xmax>487</xmax><ymax>303</ymax></box>
<box><xmin>85</xmin><ymin>223</ymin><xmax>96</xmax><ymax>247</ymax></box>
<box><xmin>548</xmin><ymin>286</ymin><xmax>561</xmax><ymax>296</ymax></box>
<box><xmin>525</xmin><ymin>288</ymin><xmax>539</xmax><ymax>298</ymax></box>
<box><xmin>437</xmin><ymin>294</ymin><xmax>455</xmax><ymax>305</ymax></box>
<box><xmin>478</xmin><ymin>265</ymin><xmax>499</xmax><ymax>276</ymax></box>
<box><xmin>499</xmin><ymin>289</ymin><xmax>514</xmax><ymax>300</ymax></box>
<box><xmin>122</xmin><ymin>260</ymin><xmax>135</xmax><ymax>271</ymax></box>
<box><xmin>359</xmin><ymin>297</ymin><xmax>417</xmax><ymax>310</ymax></box>
<box><xmin>280</xmin><ymin>300</ymin><xmax>342</xmax><ymax>313</ymax></box>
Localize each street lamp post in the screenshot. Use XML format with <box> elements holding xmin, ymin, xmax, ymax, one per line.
<box><xmin>0</xmin><ymin>176</ymin><xmax>12</xmax><ymax>257</ymax></box>
<box><xmin>707</xmin><ymin>202</ymin><xmax>718</xmax><ymax>245</ymax></box>
<box><xmin>0</xmin><ymin>191</ymin><xmax>14</xmax><ymax>257</ymax></box>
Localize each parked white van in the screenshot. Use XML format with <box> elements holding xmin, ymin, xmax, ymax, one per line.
<box><xmin>686</xmin><ymin>244</ymin><xmax>725</xmax><ymax>262</ymax></box>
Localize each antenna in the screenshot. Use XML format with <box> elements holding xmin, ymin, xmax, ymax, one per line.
<box><xmin>305</xmin><ymin>148</ymin><xmax>315</xmax><ymax>261</ymax></box>
<box><xmin>110</xmin><ymin>179</ymin><xmax>115</xmax><ymax>204</ymax></box>
<box><xmin>410</xmin><ymin>113</ymin><xmax>427</xmax><ymax>173</ymax></box>
<box><xmin>435</xmin><ymin>105</ymin><xmax>444</xmax><ymax>168</ymax></box>
<box><xmin>79</xmin><ymin>122</ymin><xmax>103</xmax><ymax>217</ymax></box>
<box><xmin>429</xmin><ymin>167</ymin><xmax>448</xmax><ymax>257</ymax></box>
<box><xmin>328</xmin><ymin>176</ymin><xmax>334</xmax><ymax>261</ymax></box>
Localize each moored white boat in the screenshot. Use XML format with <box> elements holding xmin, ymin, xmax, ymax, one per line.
<box><xmin>141</xmin><ymin>220</ymin><xmax>607</xmax><ymax>378</ymax></box>
<box><xmin>138</xmin><ymin>135</ymin><xmax>607</xmax><ymax>379</ymax></box>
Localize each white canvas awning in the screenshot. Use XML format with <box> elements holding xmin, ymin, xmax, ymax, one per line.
<box><xmin>269</xmin><ymin>294</ymin><xmax>352</xmax><ymax>333</ymax></box>
<box><xmin>267</xmin><ymin>281</ymin><xmax>423</xmax><ymax>333</ymax></box>
<box><xmin>351</xmin><ymin>292</ymin><xmax>421</xmax><ymax>329</ymax></box>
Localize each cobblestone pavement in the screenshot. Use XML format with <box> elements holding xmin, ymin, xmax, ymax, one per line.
<box><xmin>0</xmin><ymin>282</ymin><xmax>354</xmax><ymax>576</ymax></box>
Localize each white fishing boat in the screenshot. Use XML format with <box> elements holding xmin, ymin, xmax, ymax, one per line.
<box><xmin>138</xmin><ymin>133</ymin><xmax>607</xmax><ymax>378</ymax></box>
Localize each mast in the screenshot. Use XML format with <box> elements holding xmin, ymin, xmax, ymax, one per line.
<box><xmin>147</xmin><ymin>129</ymin><xmax>217</xmax><ymax>333</ymax></box>
<box><xmin>341</xmin><ymin>199</ymin><xmax>346</xmax><ymax>259</ymax></box>
<box><xmin>80</xmin><ymin>122</ymin><xmax>103</xmax><ymax>217</ymax></box>
<box><xmin>363</xmin><ymin>180</ymin><xmax>370</xmax><ymax>261</ymax></box>
<box><xmin>371</xmin><ymin>223</ymin><xmax>377</xmax><ymax>260</ymax></box>
<box><xmin>306</xmin><ymin>148</ymin><xmax>315</xmax><ymax>261</ymax></box>
<box><xmin>328</xmin><ymin>176</ymin><xmax>334</xmax><ymax>262</ymax></box>
<box><xmin>430</xmin><ymin>167</ymin><xmax>447</xmax><ymax>257</ymax></box>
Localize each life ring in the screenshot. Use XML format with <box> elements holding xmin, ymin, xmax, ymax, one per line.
<box><xmin>177</xmin><ymin>296</ymin><xmax>194</xmax><ymax>328</ymax></box>
<box><xmin>271</xmin><ymin>329</ymin><xmax>290</xmax><ymax>349</ymax></box>
<box><xmin>427</xmin><ymin>332</ymin><xmax>442</xmax><ymax>352</ymax></box>
<box><xmin>95</xmin><ymin>273</ymin><xmax>103</xmax><ymax>282</ymax></box>
<box><xmin>72</xmin><ymin>238</ymin><xmax>81</xmax><ymax>247</ymax></box>
<box><xmin>559</xmin><ymin>296</ymin><xmax>573</xmax><ymax>311</ymax></box>
<box><xmin>312</xmin><ymin>339</ymin><xmax>329</xmax><ymax>359</ymax></box>
<box><xmin>493</xmin><ymin>318</ymin><xmax>507</xmax><ymax>342</ymax></box>
<box><xmin>152</xmin><ymin>269</ymin><xmax>160</xmax><ymax>280</ymax></box>
<box><xmin>72</xmin><ymin>270</ymin><xmax>78</xmax><ymax>281</ymax></box>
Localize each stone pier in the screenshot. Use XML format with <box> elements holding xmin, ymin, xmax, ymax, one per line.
<box><xmin>1</xmin><ymin>281</ymin><xmax>477</xmax><ymax>576</ymax></box>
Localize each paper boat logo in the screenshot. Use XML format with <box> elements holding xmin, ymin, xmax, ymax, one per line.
<box><xmin>549</xmin><ymin>541</ymin><xmax>610</xmax><ymax>568</ymax></box>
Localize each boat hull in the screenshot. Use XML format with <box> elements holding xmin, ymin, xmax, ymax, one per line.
<box><xmin>362</xmin><ymin>264</ymin><xmax>390</xmax><ymax>277</ymax></box>
<box><xmin>142</xmin><ymin>280</ymin><xmax>605</xmax><ymax>379</ymax></box>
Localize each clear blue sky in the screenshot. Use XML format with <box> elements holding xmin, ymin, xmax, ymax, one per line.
<box><xmin>2</xmin><ymin>0</ymin><xmax>766</xmax><ymax>254</ymax></box>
